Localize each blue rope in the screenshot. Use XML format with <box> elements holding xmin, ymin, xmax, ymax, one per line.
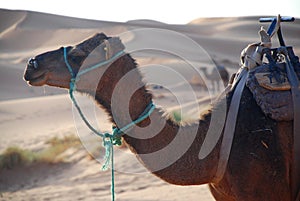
<box><xmin>77</xmin><ymin>51</ymin><xmax>125</xmax><ymax>77</ymax></box>
<box><xmin>63</xmin><ymin>47</ymin><xmax>155</xmax><ymax>201</ymax></box>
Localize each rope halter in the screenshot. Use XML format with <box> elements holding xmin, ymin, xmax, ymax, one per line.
<box><xmin>63</xmin><ymin>39</ymin><xmax>155</xmax><ymax>201</ymax></box>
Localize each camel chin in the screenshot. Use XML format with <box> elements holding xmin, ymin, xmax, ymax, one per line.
<box><xmin>24</xmin><ymin>70</ymin><xmax>48</xmax><ymax>86</ymax></box>
<box><xmin>27</xmin><ymin>75</ymin><xmax>47</xmax><ymax>86</ymax></box>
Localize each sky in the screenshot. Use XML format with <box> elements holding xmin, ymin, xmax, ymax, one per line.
<box><xmin>1</xmin><ymin>0</ymin><xmax>299</xmax><ymax>24</ymax></box>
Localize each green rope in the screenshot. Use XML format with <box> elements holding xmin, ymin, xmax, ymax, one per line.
<box><xmin>102</xmin><ymin>136</ymin><xmax>115</xmax><ymax>201</ymax></box>
<box><xmin>77</xmin><ymin>51</ymin><xmax>125</xmax><ymax>77</ymax></box>
<box><xmin>63</xmin><ymin>47</ymin><xmax>155</xmax><ymax>201</ymax></box>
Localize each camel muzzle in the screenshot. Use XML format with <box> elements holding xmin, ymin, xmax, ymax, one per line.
<box><xmin>24</xmin><ymin>58</ymin><xmax>39</xmax><ymax>81</ymax></box>
<box><xmin>24</xmin><ymin>57</ymin><xmax>48</xmax><ymax>86</ymax></box>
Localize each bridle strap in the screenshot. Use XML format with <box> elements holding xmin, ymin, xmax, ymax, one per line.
<box><xmin>63</xmin><ymin>47</ymin><xmax>75</xmax><ymax>78</ymax></box>
<box><xmin>63</xmin><ymin>47</ymin><xmax>125</xmax><ymax>81</ymax></box>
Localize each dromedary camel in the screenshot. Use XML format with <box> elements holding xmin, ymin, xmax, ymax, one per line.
<box><xmin>200</xmin><ymin>61</ymin><xmax>229</xmax><ymax>93</ymax></box>
<box><xmin>24</xmin><ymin>33</ymin><xmax>297</xmax><ymax>201</ymax></box>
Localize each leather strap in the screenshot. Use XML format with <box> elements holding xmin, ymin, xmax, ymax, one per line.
<box><xmin>214</xmin><ymin>68</ymin><xmax>248</xmax><ymax>182</ymax></box>
<box><xmin>284</xmin><ymin>47</ymin><xmax>300</xmax><ymax>201</ymax></box>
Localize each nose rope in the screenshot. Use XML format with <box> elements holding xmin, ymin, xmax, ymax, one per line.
<box><xmin>63</xmin><ymin>46</ymin><xmax>155</xmax><ymax>201</ymax></box>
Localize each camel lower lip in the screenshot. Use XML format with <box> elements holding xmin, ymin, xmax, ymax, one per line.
<box><xmin>27</xmin><ymin>73</ymin><xmax>47</xmax><ymax>86</ymax></box>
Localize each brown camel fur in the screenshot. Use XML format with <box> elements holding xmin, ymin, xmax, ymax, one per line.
<box><xmin>24</xmin><ymin>33</ymin><xmax>295</xmax><ymax>201</ymax></box>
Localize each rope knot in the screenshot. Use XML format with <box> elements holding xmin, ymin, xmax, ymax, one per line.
<box><xmin>104</xmin><ymin>132</ymin><xmax>112</xmax><ymax>138</ymax></box>
<box><xmin>112</xmin><ymin>137</ymin><xmax>122</xmax><ymax>146</ymax></box>
<box><xmin>111</xmin><ymin>127</ymin><xmax>122</xmax><ymax>146</ymax></box>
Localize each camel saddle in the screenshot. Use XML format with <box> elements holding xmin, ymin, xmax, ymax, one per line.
<box><xmin>216</xmin><ymin>20</ymin><xmax>300</xmax><ymax>201</ymax></box>
<box><xmin>243</xmin><ymin>43</ymin><xmax>300</xmax><ymax>201</ymax></box>
<box><xmin>245</xmin><ymin>46</ymin><xmax>300</xmax><ymax>121</ymax></box>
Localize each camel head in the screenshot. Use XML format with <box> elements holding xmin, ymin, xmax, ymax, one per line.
<box><xmin>24</xmin><ymin>33</ymin><xmax>113</xmax><ymax>89</ymax></box>
<box><xmin>24</xmin><ymin>32</ymin><xmax>145</xmax><ymax>115</ymax></box>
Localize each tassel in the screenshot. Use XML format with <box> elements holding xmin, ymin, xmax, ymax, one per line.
<box><xmin>102</xmin><ymin>136</ymin><xmax>113</xmax><ymax>171</ymax></box>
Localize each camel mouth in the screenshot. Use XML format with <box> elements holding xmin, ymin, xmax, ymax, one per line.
<box><xmin>24</xmin><ymin>70</ymin><xmax>48</xmax><ymax>86</ymax></box>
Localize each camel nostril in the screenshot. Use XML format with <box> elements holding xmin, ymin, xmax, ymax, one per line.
<box><xmin>28</xmin><ymin>58</ymin><xmax>38</xmax><ymax>69</ymax></box>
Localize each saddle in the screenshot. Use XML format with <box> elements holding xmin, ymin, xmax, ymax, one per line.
<box><xmin>246</xmin><ymin>45</ymin><xmax>300</xmax><ymax>121</ymax></box>
<box><xmin>215</xmin><ymin>20</ymin><xmax>300</xmax><ymax>201</ymax></box>
<box><xmin>233</xmin><ymin>25</ymin><xmax>300</xmax><ymax>121</ymax></box>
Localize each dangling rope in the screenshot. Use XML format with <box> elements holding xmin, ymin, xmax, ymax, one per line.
<box><xmin>63</xmin><ymin>46</ymin><xmax>155</xmax><ymax>201</ymax></box>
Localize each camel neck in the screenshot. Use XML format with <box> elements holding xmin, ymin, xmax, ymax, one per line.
<box><xmin>94</xmin><ymin>55</ymin><xmax>153</xmax><ymax>128</ymax></box>
<box><xmin>114</xmin><ymin>87</ymin><xmax>153</xmax><ymax>128</ymax></box>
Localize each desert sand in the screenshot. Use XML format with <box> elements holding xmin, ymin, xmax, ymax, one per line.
<box><xmin>0</xmin><ymin>8</ymin><xmax>299</xmax><ymax>200</ymax></box>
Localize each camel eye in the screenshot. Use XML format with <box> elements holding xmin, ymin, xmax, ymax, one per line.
<box><xmin>28</xmin><ymin>58</ymin><xmax>38</xmax><ymax>69</ymax></box>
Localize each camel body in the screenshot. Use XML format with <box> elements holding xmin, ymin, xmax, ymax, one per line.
<box><xmin>200</xmin><ymin>63</ymin><xmax>229</xmax><ymax>93</ymax></box>
<box><xmin>24</xmin><ymin>33</ymin><xmax>296</xmax><ymax>201</ymax></box>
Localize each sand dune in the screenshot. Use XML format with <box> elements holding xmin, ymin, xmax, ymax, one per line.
<box><xmin>2</xmin><ymin>9</ymin><xmax>299</xmax><ymax>65</ymax></box>
<box><xmin>1</xmin><ymin>8</ymin><xmax>299</xmax><ymax>201</ymax></box>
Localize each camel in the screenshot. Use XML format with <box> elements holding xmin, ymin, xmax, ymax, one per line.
<box><xmin>200</xmin><ymin>61</ymin><xmax>229</xmax><ymax>93</ymax></box>
<box><xmin>24</xmin><ymin>33</ymin><xmax>297</xmax><ymax>201</ymax></box>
